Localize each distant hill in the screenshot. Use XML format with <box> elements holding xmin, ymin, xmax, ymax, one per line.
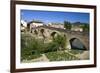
<box><xmin>72</xmin><ymin>22</ymin><xmax>89</xmax><ymax>25</ymax></box>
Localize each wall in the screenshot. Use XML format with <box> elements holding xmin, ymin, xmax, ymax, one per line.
<box><xmin>0</xmin><ymin>0</ymin><xmax>100</xmax><ymax>73</ymax></box>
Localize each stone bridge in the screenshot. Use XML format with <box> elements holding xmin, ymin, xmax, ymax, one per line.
<box><xmin>31</xmin><ymin>26</ymin><xmax>89</xmax><ymax>50</ymax></box>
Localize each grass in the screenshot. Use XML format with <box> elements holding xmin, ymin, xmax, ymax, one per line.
<box><xmin>68</xmin><ymin>49</ymin><xmax>84</xmax><ymax>55</ymax></box>
<box><xmin>21</xmin><ymin>53</ymin><xmax>41</xmax><ymax>61</ymax></box>
<box><xmin>45</xmin><ymin>51</ymin><xmax>79</xmax><ymax>61</ymax></box>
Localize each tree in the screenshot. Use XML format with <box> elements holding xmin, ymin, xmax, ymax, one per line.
<box><xmin>40</xmin><ymin>29</ymin><xmax>46</xmax><ymax>42</ymax></box>
<box><xmin>53</xmin><ymin>34</ymin><xmax>67</xmax><ymax>51</ymax></box>
<box><xmin>64</xmin><ymin>21</ymin><xmax>72</xmax><ymax>30</ymax></box>
<box><xmin>82</xmin><ymin>24</ymin><xmax>89</xmax><ymax>32</ymax></box>
<box><xmin>34</xmin><ymin>30</ymin><xmax>38</xmax><ymax>36</ymax></box>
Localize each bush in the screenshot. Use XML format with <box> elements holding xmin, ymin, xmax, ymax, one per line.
<box><xmin>21</xmin><ymin>33</ymin><xmax>44</xmax><ymax>61</ymax></box>
<box><xmin>44</xmin><ymin>42</ymin><xmax>59</xmax><ymax>53</ymax></box>
<box><xmin>53</xmin><ymin>34</ymin><xmax>67</xmax><ymax>50</ymax></box>
<box><xmin>43</xmin><ymin>34</ymin><xmax>67</xmax><ymax>53</ymax></box>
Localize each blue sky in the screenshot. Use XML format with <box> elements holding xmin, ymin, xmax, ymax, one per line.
<box><xmin>21</xmin><ymin>10</ymin><xmax>90</xmax><ymax>24</ymax></box>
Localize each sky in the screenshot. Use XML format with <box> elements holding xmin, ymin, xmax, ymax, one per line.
<box><xmin>21</xmin><ymin>10</ymin><xmax>90</xmax><ymax>24</ymax></box>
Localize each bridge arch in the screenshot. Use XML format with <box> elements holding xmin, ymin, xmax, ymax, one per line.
<box><xmin>69</xmin><ymin>38</ymin><xmax>87</xmax><ymax>50</ymax></box>
<box><xmin>30</xmin><ymin>26</ymin><xmax>89</xmax><ymax>50</ymax></box>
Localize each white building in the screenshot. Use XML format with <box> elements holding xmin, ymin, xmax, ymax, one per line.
<box><xmin>28</xmin><ymin>20</ymin><xmax>44</xmax><ymax>30</ymax></box>
<box><xmin>71</xmin><ymin>25</ymin><xmax>83</xmax><ymax>32</ymax></box>
<box><xmin>21</xmin><ymin>20</ymin><xmax>27</xmax><ymax>31</ymax></box>
<box><xmin>48</xmin><ymin>23</ymin><xmax>64</xmax><ymax>29</ymax></box>
<box><xmin>30</xmin><ymin>22</ymin><xmax>43</xmax><ymax>28</ymax></box>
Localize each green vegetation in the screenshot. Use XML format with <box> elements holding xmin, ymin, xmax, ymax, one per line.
<box><xmin>53</xmin><ymin>34</ymin><xmax>67</xmax><ymax>50</ymax></box>
<box><xmin>64</xmin><ymin>21</ymin><xmax>89</xmax><ymax>32</ymax></box>
<box><xmin>45</xmin><ymin>51</ymin><xmax>79</xmax><ymax>61</ymax></box>
<box><xmin>21</xmin><ymin>28</ymin><xmax>87</xmax><ymax>62</ymax></box>
<box><xmin>21</xmin><ymin>19</ymin><xmax>89</xmax><ymax>62</ymax></box>
<box><xmin>21</xmin><ymin>33</ymin><xmax>68</xmax><ymax>61</ymax></box>
<box><xmin>68</xmin><ymin>50</ymin><xmax>84</xmax><ymax>55</ymax></box>
<box><xmin>40</xmin><ymin>29</ymin><xmax>46</xmax><ymax>42</ymax></box>
<box><xmin>64</xmin><ymin>21</ymin><xmax>72</xmax><ymax>30</ymax></box>
<box><xmin>81</xmin><ymin>24</ymin><xmax>89</xmax><ymax>32</ymax></box>
<box><xmin>21</xmin><ymin>33</ymin><xmax>46</xmax><ymax>60</ymax></box>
